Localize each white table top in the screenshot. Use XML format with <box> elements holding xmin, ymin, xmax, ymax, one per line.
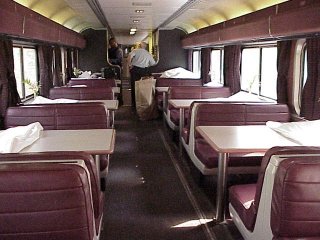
<box><xmin>168</xmin><ymin>99</ymin><xmax>211</xmax><ymax>108</ymax></box>
<box><xmin>156</xmin><ymin>87</ymin><xmax>169</xmax><ymax>92</ymax></box>
<box><xmin>21</xmin><ymin>129</ymin><xmax>116</xmax><ymax>155</ymax></box>
<box><xmin>196</xmin><ymin>125</ymin><xmax>299</xmax><ymax>154</ymax></box>
<box><xmin>169</xmin><ymin>98</ymin><xmax>272</xmax><ymax>109</ymax></box>
<box><xmin>112</xmin><ymin>87</ymin><xmax>120</xmax><ymax>94</ymax></box>
<box><xmin>79</xmin><ymin>99</ymin><xmax>119</xmax><ymax>110</ymax></box>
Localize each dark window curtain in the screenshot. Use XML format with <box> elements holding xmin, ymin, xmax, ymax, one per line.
<box><xmin>201</xmin><ymin>48</ymin><xmax>211</xmax><ymax>84</ymax></box>
<box><xmin>187</xmin><ymin>49</ymin><xmax>193</xmax><ymax>71</ymax></box>
<box><xmin>72</xmin><ymin>49</ymin><xmax>78</xmax><ymax>68</ymax></box>
<box><xmin>0</xmin><ymin>39</ymin><xmax>21</xmax><ymax>128</ymax></box>
<box><xmin>53</xmin><ymin>46</ymin><xmax>63</xmax><ymax>87</ymax></box>
<box><xmin>223</xmin><ymin>45</ymin><xmax>241</xmax><ymax>94</ymax></box>
<box><xmin>66</xmin><ymin>49</ymin><xmax>73</xmax><ymax>82</ymax></box>
<box><xmin>301</xmin><ymin>38</ymin><xmax>320</xmax><ymax>120</ymax></box>
<box><xmin>276</xmin><ymin>40</ymin><xmax>292</xmax><ymax>104</ymax></box>
<box><xmin>38</xmin><ymin>45</ymin><xmax>53</xmax><ymax>97</ymax></box>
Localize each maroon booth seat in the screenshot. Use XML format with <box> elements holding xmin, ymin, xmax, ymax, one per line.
<box><xmin>4</xmin><ymin>103</ymin><xmax>110</xmax><ymax>173</ymax></box>
<box><xmin>49</xmin><ymin>87</ymin><xmax>114</xmax><ymax>100</ymax></box>
<box><xmin>0</xmin><ymin>152</ymin><xmax>104</xmax><ymax>239</ymax></box>
<box><xmin>165</xmin><ymin>86</ymin><xmax>231</xmax><ymax>130</ymax></box>
<box><xmin>181</xmin><ymin>102</ymin><xmax>290</xmax><ymax>175</ymax></box>
<box><xmin>5</xmin><ymin>103</ymin><xmax>109</xmax><ymax>130</ymax></box>
<box><xmin>155</xmin><ymin>77</ymin><xmax>202</xmax><ymax>111</ymax></box>
<box><xmin>69</xmin><ymin>78</ymin><xmax>116</xmax><ymax>88</ymax></box>
<box><xmin>229</xmin><ymin>146</ymin><xmax>320</xmax><ymax>240</ymax></box>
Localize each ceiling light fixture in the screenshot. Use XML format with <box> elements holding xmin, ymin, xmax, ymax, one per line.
<box><xmin>135</xmin><ymin>9</ymin><xmax>144</xmax><ymax>13</ymax></box>
<box><xmin>130</xmin><ymin>28</ymin><xmax>137</xmax><ymax>32</ymax></box>
<box><xmin>133</xmin><ymin>20</ymin><xmax>140</xmax><ymax>23</ymax></box>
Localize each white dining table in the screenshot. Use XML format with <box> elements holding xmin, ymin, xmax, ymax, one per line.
<box><xmin>196</xmin><ymin>125</ymin><xmax>299</xmax><ymax>223</ymax></box>
<box><xmin>20</xmin><ymin>128</ymin><xmax>116</xmax><ymax>182</ymax></box>
<box><xmin>21</xmin><ymin>129</ymin><xmax>116</xmax><ymax>155</ymax></box>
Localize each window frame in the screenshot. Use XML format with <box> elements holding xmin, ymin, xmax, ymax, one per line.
<box><xmin>298</xmin><ymin>43</ymin><xmax>307</xmax><ymax>107</ymax></box>
<box><xmin>240</xmin><ymin>43</ymin><xmax>277</xmax><ymax>100</ymax></box>
<box><xmin>13</xmin><ymin>44</ymin><xmax>39</xmax><ymax>101</ymax></box>
<box><xmin>192</xmin><ymin>49</ymin><xmax>201</xmax><ymax>78</ymax></box>
<box><xmin>210</xmin><ymin>48</ymin><xmax>224</xmax><ymax>85</ymax></box>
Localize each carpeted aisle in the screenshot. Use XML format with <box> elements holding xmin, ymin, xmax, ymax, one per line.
<box><xmin>101</xmin><ymin>106</ymin><xmax>216</xmax><ymax>240</ymax></box>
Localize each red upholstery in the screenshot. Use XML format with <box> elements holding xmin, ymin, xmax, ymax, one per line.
<box><xmin>166</xmin><ymin>86</ymin><xmax>231</xmax><ymax>129</ymax></box>
<box><xmin>271</xmin><ymin>156</ymin><xmax>320</xmax><ymax>239</ymax></box>
<box><xmin>189</xmin><ymin>102</ymin><xmax>290</xmax><ymax>170</ymax></box>
<box><xmin>156</xmin><ymin>78</ymin><xmax>202</xmax><ymax>87</ymax></box>
<box><xmin>49</xmin><ymin>87</ymin><xmax>114</xmax><ymax>100</ymax></box>
<box><xmin>229</xmin><ymin>146</ymin><xmax>320</xmax><ymax>234</ymax></box>
<box><xmin>4</xmin><ymin>103</ymin><xmax>109</xmax><ymax>130</ymax></box>
<box><xmin>0</xmin><ymin>152</ymin><xmax>103</xmax><ymax>239</ymax></box>
<box><xmin>4</xmin><ymin>103</ymin><xmax>110</xmax><ymax>171</ymax></box>
<box><xmin>69</xmin><ymin>78</ymin><xmax>116</xmax><ymax>88</ymax></box>
<box><xmin>155</xmin><ymin>78</ymin><xmax>202</xmax><ymax>110</ymax></box>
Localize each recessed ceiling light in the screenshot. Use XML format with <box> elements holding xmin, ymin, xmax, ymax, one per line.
<box><xmin>132</xmin><ymin>2</ymin><xmax>152</xmax><ymax>7</ymax></box>
<box><xmin>135</xmin><ymin>9</ymin><xmax>144</xmax><ymax>13</ymax></box>
<box><xmin>130</xmin><ymin>28</ymin><xmax>137</xmax><ymax>32</ymax></box>
<box><xmin>133</xmin><ymin>20</ymin><xmax>140</xmax><ymax>23</ymax></box>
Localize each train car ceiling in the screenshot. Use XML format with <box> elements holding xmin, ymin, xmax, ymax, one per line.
<box><xmin>13</xmin><ymin>0</ymin><xmax>288</xmax><ymax>45</ymax></box>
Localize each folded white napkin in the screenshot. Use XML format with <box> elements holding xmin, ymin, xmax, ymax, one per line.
<box><xmin>266</xmin><ymin>120</ymin><xmax>320</xmax><ymax>145</ymax></box>
<box><xmin>31</xmin><ymin>96</ymin><xmax>78</xmax><ymax>104</ymax></box>
<box><xmin>227</xmin><ymin>91</ymin><xmax>269</xmax><ymax>102</ymax></box>
<box><xmin>78</xmin><ymin>71</ymin><xmax>91</xmax><ymax>78</ymax></box>
<box><xmin>0</xmin><ymin>122</ymin><xmax>44</xmax><ymax>153</ymax></box>
<box><xmin>160</xmin><ymin>67</ymin><xmax>199</xmax><ymax>79</ymax></box>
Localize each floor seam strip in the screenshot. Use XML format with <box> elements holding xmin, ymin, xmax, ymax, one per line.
<box><xmin>158</xmin><ymin>128</ymin><xmax>216</xmax><ymax>240</ymax></box>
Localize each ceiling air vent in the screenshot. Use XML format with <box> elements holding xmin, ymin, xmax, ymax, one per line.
<box><xmin>132</xmin><ymin>2</ymin><xmax>152</xmax><ymax>7</ymax></box>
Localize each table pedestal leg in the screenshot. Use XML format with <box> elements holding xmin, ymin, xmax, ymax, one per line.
<box><xmin>215</xmin><ymin>152</ymin><xmax>229</xmax><ymax>223</ymax></box>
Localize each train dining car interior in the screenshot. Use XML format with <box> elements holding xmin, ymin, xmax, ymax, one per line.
<box><xmin>1</xmin><ymin>0</ymin><xmax>320</xmax><ymax>239</ymax></box>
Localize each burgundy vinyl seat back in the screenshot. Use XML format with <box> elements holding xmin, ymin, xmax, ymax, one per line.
<box><xmin>0</xmin><ymin>152</ymin><xmax>102</xmax><ymax>221</ymax></box>
<box><xmin>4</xmin><ymin>103</ymin><xmax>109</xmax><ymax>130</ymax></box>
<box><xmin>155</xmin><ymin>78</ymin><xmax>202</xmax><ymax>87</ymax></box>
<box><xmin>155</xmin><ymin>78</ymin><xmax>202</xmax><ymax>109</ymax></box>
<box><xmin>271</xmin><ymin>156</ymin><xmax>320</xmax><ymax>239</ymax></box>
<box><xmin>166</xmin><ymin>86</ymin><xmax>232</xmax><ymax>127</ymax></box>
<box><xmin>191</xmin><ymin>103</ymin><xmax>290</xmax><ymax>169</ymax></box>
<box><xmin>69</xmin><ymin>78</ymin><xmax>116</xmax><ymax>88</ymax></box>
<box><xmin>229</xmin><ymin>146</ymin><xmax>320</xmax><ymax>235</ymax></box>
<box><xmin>4</xmin><ymin>103</ymin><xmax>110</xmax><ymax>172</ymax></box>
<box><xmin>49</xmin><ymin>87</ymin><xmax>114</xmax><ymax>100</ymax></box>
<box><xmin>194</xmin><ymin>103</ymin><xmax>290</xmax><ymax>140</ymax></box>
<box><xmin>0</xmin><ymin>152</ymin><xmax>101</xmax><ymax>240</ymax></box>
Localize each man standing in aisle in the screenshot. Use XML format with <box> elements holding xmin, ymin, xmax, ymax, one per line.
<box><xmin>108</xmin><ymin>37</ymin><xmax>123</xmax><ymax>67</ymax></box>
<box><xmin>128</xmin><ymin>41</ymin><xmax>156</xmax><ymax>109</ymax></box>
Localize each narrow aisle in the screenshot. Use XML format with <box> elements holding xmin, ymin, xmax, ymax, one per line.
<box><xmin>101</xmin><ymin>106</ymin><xmax>215</xmax><ymax>240</ymax></box>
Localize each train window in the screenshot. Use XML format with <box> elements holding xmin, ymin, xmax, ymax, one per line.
<box><xmin>241</xmin><ymin>46</ymin><xmax>277</xmax><ymax>99</ymax></box>
<box><xmin>298</xmin><ymin>46</ymin><xmax>308</xmax><ymax>108</ymax></box>
<box><xmin>210</xmin><ymin>49</ymin><xmax>224</xmax><ymax>84</ymax></box>
<box><xmin>192</xmin><ymin>50</ymin><xmax>201</xmax><ymax>78</ymax></box>
<box><xmin>13</xmin><ymin>46</ymin><xmax>38</xmax><ymax>99</ymax></box>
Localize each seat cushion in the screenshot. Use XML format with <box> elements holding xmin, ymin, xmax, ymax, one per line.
<box><xmin>194</xmin><ymin>138</ymin><xmax>262</xmax><ymax>169</ymax></box>
<box><xmin>229</xmin><ymin>183</ymin><xmax>257</xmax><ymax>231</ymax></box>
